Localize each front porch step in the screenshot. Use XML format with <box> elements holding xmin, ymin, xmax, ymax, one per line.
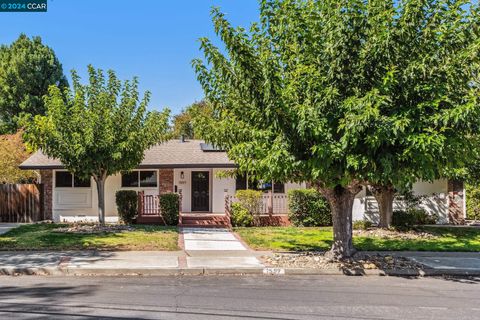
<box><xmin>136</xmin><ymin>215</ymin><xmax>165</xmax><ymax>225</ymax></box>
<box><xmin>180</xmin><ymin>214</ymin><xmax>230</xmax><ymax>228</ymax></box>
<box><xmin>178</xmin><ymin>223</ymin><xmax>230</xmax><ymax>228</ymax></box>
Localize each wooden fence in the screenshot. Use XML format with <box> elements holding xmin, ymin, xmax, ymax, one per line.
<box><xmin>0</xmin><ymin>184</ymin><xmax>44</xmax><ymax>222</ymax></box>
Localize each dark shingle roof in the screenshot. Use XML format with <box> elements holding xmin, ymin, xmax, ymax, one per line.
<box><xmin>19</xmin><ymin>139</ymin><xmax>235</xmax><ymax>169</ymax></box>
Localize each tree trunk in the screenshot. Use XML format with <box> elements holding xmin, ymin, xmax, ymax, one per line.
<box><xmin>94</xmin><ymin>174</ymin><xmax>107</xmax><ymax>225</ymax></box>
<box><xmin>317</xmin><ymin>182</ymin><xmax>362</xmax><ymax>260</ymax></box>
<box><xmin>369</xmin><ymin>184</ymin><xmax>395</xmax><ymax>228</ymax></box>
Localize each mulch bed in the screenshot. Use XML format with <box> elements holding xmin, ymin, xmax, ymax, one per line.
<box><xmin>52</xmin><ymin>224</ymin><xmax>134</xmax><ymax>234</ymax></box>
<box><xmin>262</xmin><ymin>252</ymin><xmax>424</xmax><ymax>271</ymax></box>
<box><xmin>353</xmin><ymin>228</ymin><xmax>438</xmax><ymax>240</ymax></box>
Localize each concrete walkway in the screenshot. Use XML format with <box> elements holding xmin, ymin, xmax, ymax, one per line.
<box><xmin>182</xmin><ymin>228</ymin><xmax>264</xmax><ymax>269</ymax></box>
<box><xmin>183</xmin><ymin>228</ymin><xmax>247</xmax><ymax>251</ymax></box>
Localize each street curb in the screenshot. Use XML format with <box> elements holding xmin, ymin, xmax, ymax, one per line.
<box><xmin>0</xmin><ymin>267</ymin><xmax>65</xmax><ymax>276</ymax></box>
<box><xmin>64</xmin><ymin>267</ymin><xmax>205</xmax><ymax>276</ymax></box>
<box><xmin>280</xmin><ymin>268</ymin><xmax>418</xmax><ymax>276</ymax></box>
<box><xmin>280</xmin><ymin>268</ymin><xmax>480</xmax><ymax>277</ymax></box>
<box><xmin>1</xmin><ymin>266</ymin><xmax>480</xmax><ymax>277</ymax></box>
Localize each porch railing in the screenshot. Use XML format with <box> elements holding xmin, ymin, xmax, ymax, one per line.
<box><xmin>225</xmin><ymin>192</ymin><xmax>289</xmax><ymax>216</ymax></box>
<box><xmin>137</xmin><ymin>193</ymin><xmax>161</xmax><ymax>216</ymax></box>
<box><xmin>137</xmin><ymin>191</ymin><xmax>182</xmax><ymax>225</ymax></box>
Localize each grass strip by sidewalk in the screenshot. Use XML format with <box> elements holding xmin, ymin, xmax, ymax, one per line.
<box><xmin>0</xmin><ymin>223</ymin><xmax>179</xmax><ymax>251</ymax></box>
<box><xmin>235</xmin><ymin>226</ymin><xmax>480</xmax><ymax>252</ymax></box>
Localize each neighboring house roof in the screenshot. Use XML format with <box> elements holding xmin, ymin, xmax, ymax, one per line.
<box><xmin>19</xmin><ymin>139</ymin><xmax>236</xmax><ymax>169</ymax></box>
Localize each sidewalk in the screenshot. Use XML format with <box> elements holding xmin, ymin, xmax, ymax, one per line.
<box><xmin>0</xmin><ymin>250</ymin><xmax>479</xmax><ymax>276</ymax></box>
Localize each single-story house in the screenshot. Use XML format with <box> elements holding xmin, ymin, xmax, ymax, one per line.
<box><xmin>19</xmin><ymin>139</ymin><xmax>465</xmax><ymax>224</ymax></box>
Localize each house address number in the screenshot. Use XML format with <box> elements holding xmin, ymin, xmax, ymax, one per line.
<box><xmin>263</xmin><ymin>268</ymin><xmax>285</xmax><ymax>275</ymax></box>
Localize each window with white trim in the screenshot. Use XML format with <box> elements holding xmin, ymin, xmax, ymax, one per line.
<box><xmin>55</xmin><ymin>171</ymin><xmax>91</xmax><ymax>188</ymax></box>
<box><xmin>121</xmin><ymin>170</ymin><xmax>157</xmax><ymax>188</ymax></box>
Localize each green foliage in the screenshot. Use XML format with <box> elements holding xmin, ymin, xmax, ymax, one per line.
<box><xmin>230</xmin><ymin>202</ymin><xmax>254</xmax><ymax>227</ymax></box>
<box><xmin>0</xmin><ymin>131</ymin><xmax>36</xmax><ymax>183</ymax></box>
<box><xmin>171</xmin><ymin>101</ymin><xmax>211</xmax><ymax>139</ymax></box>
<box><xmin>193</xmin><ymin>0</ymin><xmax>479</xmax><ymax>256</ymax></box>
<box><xmin>466</xmin><ymin>183</ymin><xmax>480</xmax><ymax>220</ymax></box>
<box><xmin>115</xmin><ymin>190</ymin><xmax>137</xmax><ymax>224</ymax></box>
<box><xmin>23</xmin><ymin>65</ymin><xmax>170</xmax><ymax>223</ymax></box>
<box><xmin>235</xmin><ymin>189</ymin><xmax>263</xmax><ymax>216</ymax></box>
<box><xmin>0</xmin><ymin>34</ymin><xmax>68</xmax><ymax>133</ymax></box>
<box><xmin>193</xmin><ymin>0</ymin><xmax>479</xmax><ymax>188</ymax></box>
<box><xmin>392</xmin><ymin>208</ymin><xmax>438</xmax><ymax>229</ymax></box>
<box><xmin>159</xmin><ymin>193</ymin><xmax>180</xmax><ymax>226</ymax></box>
<box><xmin>353</xmin><ymin>220</ymin><xmax>373</xmax><ymax>230</ymax></box>
<box><xmin>287</xmin><ymin>189</ymin><xmax>331</xmax><ymax>226</ymax></box>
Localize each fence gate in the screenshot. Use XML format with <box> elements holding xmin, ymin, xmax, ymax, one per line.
<box><xmin>0</xmin><ymin>184</ymin><xmax>44</xmax><ymax>222</ymax></box>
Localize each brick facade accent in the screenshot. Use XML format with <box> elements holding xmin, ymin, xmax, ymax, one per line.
<box><xmin>39</xmin><ymin>170</ymin><xmax>53</xmax><ymax>220</ymax></box>
<box><xmin>159</xmin><ymin>169</ymin><xmax>174</xmax><ymax>194</ymax></box>
<box><xmin>448</xmin><ymin>179</ymin><xmax>465</xmax><ymax>225</ymax></box>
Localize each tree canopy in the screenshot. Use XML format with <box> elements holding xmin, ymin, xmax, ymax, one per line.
<box><xmin>0</xmin><ymin>34</ymin><xmax>68</xmax><ymax>133</ymax></box>
<box><xmin>171</xmin><ymin>101</ymin><xmax>211</xmax><ymax>139</ymax></box>
<box><xmin>0</xmin><ymin>131</ymin><xmax>36</xmax><ymax>184</ymax></box>
<box><xmin>193</xmin><ymin>0</ymin><xmax>480</xmax><ymax>258</ymax></box>
<box><xmin>24</xmin><ymin>65</ymin><xmax>170</xmax><ymax>224</ymax></box>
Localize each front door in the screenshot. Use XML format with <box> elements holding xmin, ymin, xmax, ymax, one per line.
<box><xmin>191</xmin><ymin>171</ymin><xmax>209</xmax><ymax>211</ymax></box>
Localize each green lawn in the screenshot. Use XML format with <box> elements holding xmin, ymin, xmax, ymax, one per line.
<box><xmin>0</xmin><ymin>224</ymin><xmax>179</xmax><ymax>251</ymax></box>
<box><xmin>235</xmin><ymin>226</ymin><xmax>480</xmax><ymax>252</ymax></box>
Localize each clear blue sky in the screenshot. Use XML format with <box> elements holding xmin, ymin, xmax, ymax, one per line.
<box><xmin>0</xmin><ymin>0</ymin><xmax>260</xmax><ymax>114</ymax></box>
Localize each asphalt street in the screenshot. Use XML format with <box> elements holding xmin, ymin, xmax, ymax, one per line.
<box><xmin>0</xmin><ymin>275</ymin><xmax>479</xmax><ymax>319</ymax></box>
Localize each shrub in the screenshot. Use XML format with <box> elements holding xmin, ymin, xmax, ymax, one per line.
<box><xmin>392</xmin><ymin>208</ymin><xmax>437</xmax><ymax>229</ymax></box>
<box><xmin>235</xmin><ymin>190</ymin><xmax>263</xmax><ymax>216</ymax></box>
<box><xmin>412</xmin><ymin>208</ymin><xmax>438</xmax><ymax>225</ymax></box>
<box><xmin>288</xmin><ymin>189</ymin><xmax>331</xmax><ymax>227</ymax></box>
<box><xmin>230</xmin><ymin>202</ymin><xmax>254</xmax><ymax>227</ymax></box>
<box><xmin>159</xmin><ymin>193</ymin><xmax>180</xmax><ymax>226</ymax></box>
<box><xmin>392</xmin><ymin>210</ymin><xmax>416</xmax><ymax>229</ymax></box>
<box><xmin>353</xmin><ymin>220</ymin><xmax>373</xmax><ymax>230</ymax></box>
<box><xmin>466</xmin><ymin>183</ymin><xmax>480</xmax><ymax>220</ymax></box>
<box><xmin>115</xmin><ymin>190</ymin><xmax>138</xmax><ymax>224</ymax></box>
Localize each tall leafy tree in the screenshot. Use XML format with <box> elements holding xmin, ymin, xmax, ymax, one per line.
<box><xmin>0</xmin><ymin>34</ymin><xmax>68</xmax><ymax>133</ymax></box>
<box><xmin>24</xmin><ymin>65</ymin><xmax>170</xmax><ymax>224</ymax></box>
<box><xmin>172</xmin><ymin>101</ymin><xmax>211</xmax><ymax>139</ymax></box>
<box><xmin>193</xmin><ymin>0</ymin><xmax>480</xmax><ymax>258</ymax></box>
<box><xmin>0</xmin><ymin>131</ymin><xmax>36</xmax><ymax>184</ymax></box>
